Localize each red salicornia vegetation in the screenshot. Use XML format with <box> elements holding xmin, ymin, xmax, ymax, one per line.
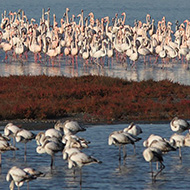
<box><xmin>0</xmin><ymin>75</ymin><xmax>190</xmax><ymax>123</ymax></box>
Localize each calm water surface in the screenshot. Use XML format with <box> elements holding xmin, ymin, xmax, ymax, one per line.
<box><xmin>0</xmin><ymin>123</ymin><xmax>190</xmax><ymax>190</ymax></box>
<box><xmin>0</xmin><ymin>0</ymin><xmax>190</xmax><ymax>85</ymax></box>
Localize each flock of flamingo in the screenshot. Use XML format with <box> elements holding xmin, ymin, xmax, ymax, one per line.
<box><xmin>1</xmin><ymin>8</ymin><xmax>190</xmax><ymax>69</ymax></box>
<box><xmin>0</xmin><ymin>116</ymin><xmax>190</xmax><ymax>189</ymax></box>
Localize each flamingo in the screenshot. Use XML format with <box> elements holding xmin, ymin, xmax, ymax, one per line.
<box><xmin>108</xmin><ymin>130</ymin><xmax>141</xmax><ymax>164</ymax></box>
<box><xmin>170</xmin><ymin>133</ymin><xmax>185</xmax><ymax>160</ymax></box>
<box><xmin>62</xmin><ymin>134</ymin><xmax>90</xmax><ymax>148</ymax></box>
<box><xmin>6</xmin><ymin>166</ymin><xmax>34</xmax><ymax>190</ymax></box>
<box><xmin>0</xmin><ymin>137</ymin><xmax>18</xmax><ymax>167</ymax></box>
<box><xmin>23</xmin><ymin>167</ymin><xmax>44</xmax><ymax>190</ymax></box>
<box><xmin>29</xmin><ymin>26</ymin><xmax>42</xmax><ymax>62</ymax></box>
<box><xmin>81</xmin><ymin>42</ymin><xmax>90</xmax><ymax>65</ymax></box>
<box><xmin>138</xmin><ymin>38</ymin><xmax>152</xmax><ymax>63</ymax></box>
<box><xmin>36</xmin><ymin>137</ymin><xmax>65</xmax><ymax>169</ymax></box>
<box><xmin>148</xmin><ymin>139</ymin><xmax>176</xmax><ymax>154</ymax></box>
<box><xmin>123</xmin><ymin>122</ymin><xmax>142</xmax><ymax>153</ymax></box>
<box><xmin>54</xmin><ymin>120</ymin><xmax>86</xmax><ymax>135</ymax></box>
<box><xmin>45</xmin><ymin>128</ymin><xmax>63</xmax><ymax>139</ymax></box>
<box><xmin>68</xmin><ymin>151</ymin><xmax>102</xmax><ymax>188</ymax></box>
<box><xmin>143</xmin><ymin>134</ymin><xmax>165</xmax><ymax>147</ymax></box>
<box><xmin>143</xmin><ymin>147</ymin><xmax>165</xmax><ymax>181</ymax></box>
<box><xmin>71</xmin><ymin>36</ymin><xmax>79</xmax><ymax>66</ymax></box>
<box><xmin>123</xmin><ymin>122</ymin><xmax>143</xmax><ymax>136</ymax></box>
<box><xmin>1</xmin><ymin>30</ymin><xmax>14</xmax><ymax>61</ymax></box>
<box><xmin>35</xmin><ymin>129</ymin><xmax>63</xmax><ymax>147</ymax></box>
<box><xmin>4</xmin><ymin>123</ymin><xmax>20</xmax><ymax>148</ymax></box>
<box><xmin>170</xmin><ymin>117</ymin><xmax>190</xmax><ymax>133</ymax></box>
<box><xmin>14</xmin><ymin>39</ymin><xmax>25</xmax><ymax>58</ymax></box>
<box><xmin>15</xmin><ymin>129</ymin><xmax>35</xmax><ymax>161</ymax></box>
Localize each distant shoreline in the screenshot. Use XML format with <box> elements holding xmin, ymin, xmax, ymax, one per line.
<box><xmin>0</xmin><ymin>117</ymin><xmax>171</xmax><ymax>131</ymax></box>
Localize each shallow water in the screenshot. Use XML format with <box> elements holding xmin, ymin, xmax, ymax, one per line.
<box><xmin>1</xmin><ymin>123</ymin><xmax>190</xmax><ymax>190</ymax></box>
<box><xmin>0</xmin><ymin>0</ymin><xmax>190</xmax><ymax>85</ymax></box>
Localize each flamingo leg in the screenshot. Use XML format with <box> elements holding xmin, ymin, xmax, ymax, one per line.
<box><xmin>73</xmin><ymin>168</ymin><xmax>76</xmax><ymax>179</ymax></box>
<box><xmin>0</xmin><ymin>153</ymin><xmax>1</xmax><ymax>167</ymax></box>
<box><xmin>123</xmin><ymin>145</ymin><xmax>127</xmax><ymax>164</ymax></box>
<box><xmin>27</xmin><ymin>181</ymin><xmax>29</xmax><ymax>190</ymax></box>
<box><xmin>118</xmin><ymin>145</ymin><xmax>121</xmax><ymax>163</ymax></box>
<box><xmin>13</xmin><ymin>136</ymin><xmax>16</xmax><ymax>157</ymax></box>
<box><xmin>80</xmin><ymin>168</ymin><xmax>82</xmax><ymax>190</ymax></box>
<box><xmin>24</xmin><ymin>143</ymin><xmax>27</xmax><ymax>162</ymax></box>
<box><xmin>153</xmin><ymin>162</ymin><xmax>165</xmax><ymax>181</ymax></box>
<box><xmin>51</xmin><ymin>155</ymin><xmax>54</xmax><ymax>169</ymax></box>
<box><xmin>179</xmin><ymin>146</ymin><xmax>182</xmax><ymax>161</ymax></box>
<box><xmin>156</xmin><ymin>161</ymin><xmax>159</xmax><ymax>170</ymax></box>
<box><xmin>149</xmin><ymin>162</ymin><xmax>153</xmax><ymax>179</ymax></box>
<box><xmin>133</xmin><ymin>144</ymin><xmax>136</xmax><ymax>155</ymax></box>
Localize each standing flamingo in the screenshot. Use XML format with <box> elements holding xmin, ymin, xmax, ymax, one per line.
<box><xmin>36</xmin><ymin>137</ymin><xmax>64</xmax><ymax>169</ymax></box>
<box><xmin>68</xmin><ymin>151</ymin><xmax>102</xmax><ymax>189</ymax></box>
<box><xmin>4</xmin><ymin>123</ymin><xmax>20</xmax><ymax>154</ymax></box>
<box><xmin>143</xmin><ymin>147</ymin><xmax>165</xmax><ymax>181</ymax></box>
<box><xmin>6</xmin><ymin>166</ymin><xmax>34</xmax><ymax>190</ymax></box>
<box><xmin>0</xmin><ymin>135</ymin><xmax>18</xmax><ymax>167</ymax></box>
<box><xmin>23</xmin><ymin>167</ymin><xmax>44</xmax><ymax>190</ymax></box>
<box><xmin>15</xmin><ymin>129</ymin><xmax>35</xmax><ymax>161</ymax></box>
<box><xmin>108</xmin><ymin>130</ymin><xmax>141</xmax><ymax>165</ymax></box>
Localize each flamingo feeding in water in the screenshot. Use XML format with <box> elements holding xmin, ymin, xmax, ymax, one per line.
<box><xmin>143</xmin><ymin>147</ymin><xmax>165</xmax><ymax>181</ymax></box>
<box><xmin>6</xmin><ymin>166</ymin><xmax>34</xmax><ymax>190</ymax></box>
<box><xmin>68</xmin><ymin>151</ymin><xmax>102</xmax><ymax>188</ymax></box>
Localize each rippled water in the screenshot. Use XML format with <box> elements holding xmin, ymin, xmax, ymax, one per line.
<box><xmin>0</xmin><ymin>0</ymin><xmax>190</xmax><ymax>85</ymax></box>
<box><xmin>1</xmin><ymin>123</ymin><xmax>190</xmax><ymax>190</ymax></box>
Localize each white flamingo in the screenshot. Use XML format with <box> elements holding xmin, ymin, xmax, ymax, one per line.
<box><xmin>15</xmin><ymin>129</ymin><xmax>35</xmax><ymax>161</ymax></box>
<box><xmin>123</xmin><ymin>122</ymin><xmax>143</xmax><ymax>136</ymax></box>
<box><xmin>143</xmin><ymin>134</ymin><xmax>165</xmax><ymax>147</ymax></box>
<box><xmin>6</xmin><ymin>166</ymin><xmax>34</xmax><ymax>190</ymax></box>
<box><xmin>170</xmin><ymin>133</ymin><xmax>185</xmax><ymax>160</ymax></box>
<box><xmin>170</xmin><ymin>117</ymin><xmax>190</xmax><ymax>133</ymax></box>
<box><xmin>68</xmin><ymin>151</ymin><xmax>102</xmax><ymax>188</ymax></box>
<box><xmin>54</xmin><ymin>120</ymin><xmax>86</xmax><ymax>135</ymax></box>
<box><xmin>4</xmin><ymin>123</ymin><xmax>20</xmax><ymax>147</ymax></box>
<box><xmin>0</xmin><ymin>138</ymin><xmax>18</xmax><ymax>167</ymax></box>
<box><xmin>23</xmin><ymin>167</ymin><xmax>44</xmax><ymax>190</ymax></box>
<box><xmin>36</xmin><ymin>138</ymin><xmax>64</xmax><ymax>169</ymax></box>
<box><xmin>62</xmin><ymin>134</ymin><xmax>90</xmax><ymax>148</ymax></box>
<box><xmin>108</xmin><ymin>130</ymin><xmax>141</xmax><ymax>164</ymax></box>
<box><xmin>143</xmin><ymin>147</ymin><xmax>165</xmax><ymax>181</ymax></box>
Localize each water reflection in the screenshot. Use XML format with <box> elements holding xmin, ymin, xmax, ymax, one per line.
<box><xmin>0</xmin><ymin>58</ymin><xmax>190</xmax><ymax>85</ymax></box>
